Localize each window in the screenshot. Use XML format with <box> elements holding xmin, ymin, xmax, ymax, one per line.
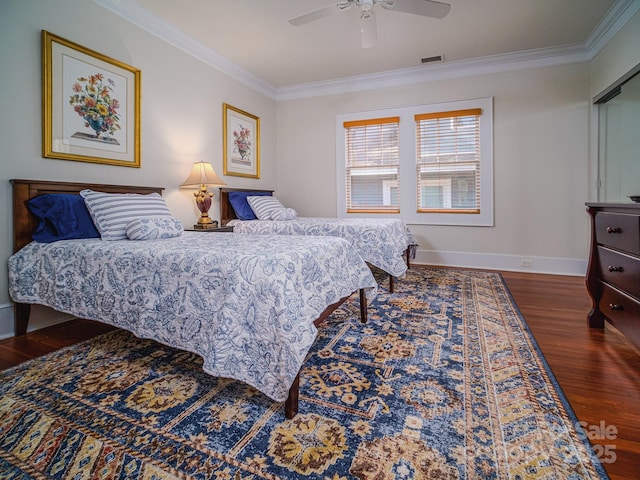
<box><xmin>415</xmin><ymin>109</ymin><xmax>481</xmax><ymax>213</ymax></box>
<box><xmin>336</xmin><ymin>98</ymin><xmax>493</xmax><ymax>226</ymax></box>
<box><xmin>344</xmin><ymin>117</ymin><xmax>400</xmax><ymax>213</ymax></box>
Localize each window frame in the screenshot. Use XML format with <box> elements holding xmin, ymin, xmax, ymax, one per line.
<box><xmin>336</xmin><ymin>97</ymin><xmax>493</xmax><ymax>226</ymax></box>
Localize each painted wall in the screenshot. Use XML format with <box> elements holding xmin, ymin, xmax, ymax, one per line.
<box><xmin>0</xmin><ymin>0</ymin><xmax>277</xmax><ymax>336</ymax></box>
<box><xmin>591</xmin><ymin>8</ymin><xmax>640</xmax><ymax>99</ymax></box>
<box><xmin>276</xmin><ymin>64</ymin><xmax>592</xmax><ymax>275</ymax></box>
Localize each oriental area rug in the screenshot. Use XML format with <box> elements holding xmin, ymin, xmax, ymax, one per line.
<box><xmin>0</xmin><ymin>267</ymin><xmax>608</xmax><ymax>479</ymax></box>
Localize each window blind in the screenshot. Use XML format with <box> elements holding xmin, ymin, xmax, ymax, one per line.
<box><xmin>344</xmin><ymin>116</ymin><xmax>400</xmax><ymax>213</ymax></box>
<box><xmin>415</xmin><ymin>109</ymin><xmax>481</xmax><ymax>213</ymax></box>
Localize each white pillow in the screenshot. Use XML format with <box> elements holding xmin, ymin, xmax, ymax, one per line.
<box><xmin>247</xmin><ymin>196</ymin><xmax>297</xmax><ymax>221</ymax></box>
<box><xmin>126</xmin><ymin>216</ymin><xmax>183</xmax><ymax>240</ymax></box>
<box><xmin>80</xmin><ymin>189</ymin><xmax>172</xmax><ymax>241</ymax></box>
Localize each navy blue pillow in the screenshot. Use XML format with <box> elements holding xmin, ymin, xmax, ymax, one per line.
<box><xmin>27</xmin><ymin>194</ymin><xmax>100</xmax><ymax>243</ymax></box>
<box><xmin>228</xmin><ymin>191</ymin><xmax>272</xmax><ymax>220</ymax></box>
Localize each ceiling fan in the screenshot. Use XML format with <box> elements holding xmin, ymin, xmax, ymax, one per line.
<box><xmin>288</xmin><ymin>0</ymin><xmax>451</xmax><ymax>49</ymax></box>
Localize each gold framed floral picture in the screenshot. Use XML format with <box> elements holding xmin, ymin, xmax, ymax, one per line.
<box><xmin>42</xmin><ymin>30</ymin><xmax>141</xmax><ymax>167</ymax></box>
<box><xmin>223</xmin><ymin>103</ymin><xmax>260</xmax><ymax>178</ymax></box>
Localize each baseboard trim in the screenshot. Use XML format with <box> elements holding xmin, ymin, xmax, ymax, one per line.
<box><xmin>0</xmin><ymin>303</ymin><xmax>74</xmax><ymax>340</ymax></box>
<box><xmin>413</xmin><ymin>249</ymin><xmax>587</xmax><ymax>277</ymax></box>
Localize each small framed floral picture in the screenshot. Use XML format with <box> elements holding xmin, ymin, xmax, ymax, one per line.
<box><xmin>42</xmin><ymin>30</ymin><xmax>141</xmax><ymax>167</ymax></box>
<box><xmin>223</xmin><ymin>103</ymin><xmax>260</xmax><ymax>178</ymax></box>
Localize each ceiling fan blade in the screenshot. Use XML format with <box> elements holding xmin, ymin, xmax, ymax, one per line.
<box><xmin>360</xmin><ymin>11</ymin><xmax>377</xmax><ymax>49</ymax></box>
<box><xmin>384</xmin><ymin>0</ymin><xmax>451</xmax><ymax>19</ymax></box>
<box><xmin>288</xmin><ymin>3</ymin><xmax>348</xmax><ymax>26</ymax></box>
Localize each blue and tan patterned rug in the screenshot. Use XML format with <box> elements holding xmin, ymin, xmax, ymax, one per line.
<box><xmin>0</xmin><ymin>267</ymin><xmax>608</xmax><ymax>479</ymax></box>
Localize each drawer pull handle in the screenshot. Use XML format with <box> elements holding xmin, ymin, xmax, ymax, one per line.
<box><xmin>606</xmin><ymin>226</ymin><xmax>621</xmax><ymax>234</ymax></box>
<box><xmin>609</xmin><ymin>303</ymin><xmax>624</xmax><ymax>311</ymax></box>
<box><xmin>608</xmin><ymin>266</ymin><xmax>624</xmax><ymax>272</ymax></box>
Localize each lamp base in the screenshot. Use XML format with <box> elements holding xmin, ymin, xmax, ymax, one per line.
<box><xmin>193</xmin><ymin>221</ymin><xmax>219</xmax><ymax>230</ymax></box>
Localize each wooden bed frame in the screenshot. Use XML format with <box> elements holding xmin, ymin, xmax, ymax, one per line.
<box><xmin>219</xmin><ymin>186</ymin><xmax>411</xmax><ymax>292</ymax></box>
<box><xmin>219</xmin><ymin>187</ymin><xmax>275</xmax><ymax>227</ymax></box>
<box><xmin>10</xmin><ymin>179</ymin><xmax>367</xmax><ymax>418</ymax></box>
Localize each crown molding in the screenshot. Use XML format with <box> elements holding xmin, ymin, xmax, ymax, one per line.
<box><xmin>96</xmin><ymin>0</ymin><xmax>637</xmax><ymax>102</ymax></box>
<box><xmin>584</xmin><ymin>0</ymin><xmax>640</xmax><ymax>59</ymax></box>
<box><xmin>276</xmin><ymin>44</ymin><xmax>590</xmax><ymax>101</ymax></box>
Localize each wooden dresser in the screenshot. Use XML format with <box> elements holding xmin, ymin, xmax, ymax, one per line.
<box><xmin>586</xmin><ymin>203</ymin><xmax>640</xmax><ymax>348</ymax></box>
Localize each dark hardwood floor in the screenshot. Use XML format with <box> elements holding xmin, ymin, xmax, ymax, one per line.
<box><xmin>1</xmin><ymin>271</ymin><xmax>638</xmax><ymax>479</ymax></box>
<box><xmin>500</xmin><ymin>271</ymin><xmax>640</xmax><ymax>480</ymax></box>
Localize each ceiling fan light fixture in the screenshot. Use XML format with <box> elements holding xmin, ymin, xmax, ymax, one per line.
<box><xmin>360</xmin><ymin>0</ymin><xmax>374</xmax><ymax>11</ymax></box>
<box><xmin>288</xmin><ymin>0</ymin><xmax>451</xmax><ymax>48</ymax></box>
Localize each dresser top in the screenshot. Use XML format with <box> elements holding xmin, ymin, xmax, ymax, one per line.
<box><xmin>586</xmin><ymin>202</ymin><xmax>640</xmax><ymax>209</ymax></box>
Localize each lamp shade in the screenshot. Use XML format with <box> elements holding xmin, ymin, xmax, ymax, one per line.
<box><xmin>180</xmin><ymin>162</ymin><xmax>226</xmax><ymax>188</ymax></box>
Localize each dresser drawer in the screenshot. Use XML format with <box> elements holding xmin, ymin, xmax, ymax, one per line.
<box><xmin>599</xmin><ymin>284</ymin><xmax>640</xmax><ymax>348</ymax></box>
<box><xmin>595</xmin><ymin>211</ymin><xmax>640</xmax><ymax>255</ymax></box>
<box><xmin>597</xmin><ymin>246</ymin><xmax>640</xmax><ymax>300</ymax></box>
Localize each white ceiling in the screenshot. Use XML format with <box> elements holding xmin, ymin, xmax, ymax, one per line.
<box><xmin>106</xmin><ymin>0</ymin><xmax>632</xmax><ymax>93</ymax></box>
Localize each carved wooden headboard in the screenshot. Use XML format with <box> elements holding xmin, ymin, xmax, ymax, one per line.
<box><xmin>218</xmin><ymin>187</ymin><xmax>274</xmax><ymax>226</ymax></box>
<box><xmin>11</xmin><ymin>179</ymin><xmax>164</xmax><ymax>253</ymax></box>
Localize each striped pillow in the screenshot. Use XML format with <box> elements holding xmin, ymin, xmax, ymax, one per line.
<box><xmin>247</xmin><ymin>196</ymin><xmax>297</xmax><ymax>221</ymax></box>
<box><xmin>80</xmin><ymin>189</ymin><xmax>172</xmax><ymax>241</ymax></box>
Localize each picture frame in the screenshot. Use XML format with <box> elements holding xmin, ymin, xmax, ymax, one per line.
<box><xmin>42</xmin><ymin>30</ymin><xmax>141</xmax><ymax>167</ymax></box>
<box><xmin>223</xmin><ymin>103</ymin><xmax>260</xmax><ymax>178</ymax></box>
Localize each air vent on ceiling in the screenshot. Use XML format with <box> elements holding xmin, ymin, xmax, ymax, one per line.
<box><xmin>421</xmin><ymin>55</ymin><xmax>444</xmax><ymax>64</ymax></box>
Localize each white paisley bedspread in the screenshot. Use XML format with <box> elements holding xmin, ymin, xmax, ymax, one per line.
<box><xmin>228</xmin><ymin>217</ymin><xmax>415</xmax><ymax>278</ymax></box>
<box><xmin>8</xmin><ymin>232</ymin><xmax>377</xmax><ymax>402</ymax></box>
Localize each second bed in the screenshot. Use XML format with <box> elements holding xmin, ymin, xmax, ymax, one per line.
<box><xmin>219</xmin><ymin>187</ymin><xmax>417</xmax><ymax>292</ymax></box>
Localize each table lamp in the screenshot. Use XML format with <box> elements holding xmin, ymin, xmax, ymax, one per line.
<box><xmin>180</xmin><ymin>161</ymin><xmax>226</xmax><ymax>229</ymax></box>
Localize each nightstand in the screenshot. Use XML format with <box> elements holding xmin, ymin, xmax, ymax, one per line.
<box><xmin>185</xmin><ymin>226</ymin><xmax>234</xmax><ymax>233</ymax></box>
